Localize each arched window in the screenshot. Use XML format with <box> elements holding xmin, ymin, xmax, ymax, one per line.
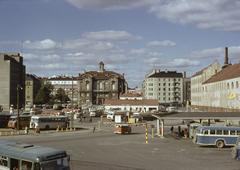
<box><xmin>236</xmin><ymin>81</ymin><xmax>239</xmax><ymax>88</ymax></box>
<box><xmin>227</xmin><ymin>83</ymin><xmax>230</xmax><ymax>89</ymax></box>
<box><xmin>231</xmin><ymin>82</ymin><xmax>234</xmax><ymax>89</ymax></box>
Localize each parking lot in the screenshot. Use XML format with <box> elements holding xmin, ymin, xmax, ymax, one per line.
<box><xmin>1</xmin><ymin>119</ymin><xmax>239</xmax><ymax>170</ymax></box>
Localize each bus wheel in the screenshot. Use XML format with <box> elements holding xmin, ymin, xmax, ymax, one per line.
<box><xmin>216</xmin><ymin>140</ymin><xmax>224</xmax><ymax>148</ymax></box>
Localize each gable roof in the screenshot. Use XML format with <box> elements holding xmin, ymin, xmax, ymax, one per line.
<box><xmin>203</xmin><ymin>64</ymin><xmax>240</xmax><ymax>84</ymax></box>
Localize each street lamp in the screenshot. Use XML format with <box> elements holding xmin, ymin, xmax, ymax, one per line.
<box><xmin>17</xmin><ymin>84</ymin><xmax>23</xmax><ymax>131</ymax></box>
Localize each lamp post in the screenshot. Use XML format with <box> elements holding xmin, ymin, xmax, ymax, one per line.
<box><xmin>17</xmin><ymin>85</ymin><xmax>23</xmax><ymax>131</ymax></box>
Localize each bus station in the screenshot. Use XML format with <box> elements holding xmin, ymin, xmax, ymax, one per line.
<box><xmin>152</xmin><ymin>111</ymin><xmax>240</xmax><ymax>137</ymax></box>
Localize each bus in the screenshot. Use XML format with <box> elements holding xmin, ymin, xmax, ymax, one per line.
<box><xmin>194</xmin><ymin>126</ymin><xmax>240</xmax><ymax>148</ymax></box>
<box><xmin>0</xmin><ymin>113</ymin><xmax>11</xmax><ymax>128</ymax></box>
<box><xmin>0</xmin><ymin>140</ymin><xmax>70</xmax><ymax>170</ymax></box>
<box><xmin>30</xmin><ymin>115</ymin><xmax>69</xmax><ymax>130</ymax></box>
<box><xmin>8</xmin><ymin>115</ymin><xmax>31</xmax><ymax>129</ymax></box>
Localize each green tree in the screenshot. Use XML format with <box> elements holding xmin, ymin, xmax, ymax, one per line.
<box><xmin>34</xmin><ymin>83</ymin><xmax>54</xmax><ymax>104</ymax></box>
<box><xmin>54</xmin><ymin>88</ymin><xmax>70</xmax><ymax>104</ymax></box>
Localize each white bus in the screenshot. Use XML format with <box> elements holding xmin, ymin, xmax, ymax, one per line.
<box><xmin>30</xmin><ymin>115</ymin><xmax>69</xmax><ymax>130</ymax></box>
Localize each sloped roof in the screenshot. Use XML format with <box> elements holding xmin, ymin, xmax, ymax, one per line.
<box><xmin>104</xmin><ymin>99</ymin><xmax>159</xmax><ymax>106</ymax></box>
<box><xmin>191</xmin><ymin>61</ymin><xmax>220</xmax><ymax>78</ymax></box>
<box><xmin>148</xmin><ymin>71</ymin><xmax>182</xmax><ymax>78</ymax></box>
<box><xmin>203</xmin><ymin>64</ymin><xmax>240</xmax><ymax>84</ymax></box>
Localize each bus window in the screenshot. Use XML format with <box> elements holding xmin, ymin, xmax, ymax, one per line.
<box><xmin>216</xmin><ymin>130</ymin><xmax>222</xmax><ymax>135</ymax></box>
<box><xmin>203</xmin><ymin>130</ymin><xmax>208</xmax><ymax>135</ymax></box>
<box><xmin>22</xmin><ymin>160</ymin><xmax>32</xmax><ymax>170</ymax></box>
<box><xmin>0</xmin><ymin>155</ymin><xmax>8</xmax><ymax>167</ymax></box>
<box><xmin>223</xmin><ymin>130</ymin><xmax>229</xmax><ymax>135</ymax></box>
<box><xmin>237</xmin><ymin>131</ymin><xmax>240</xmax><ymax>135</ymax></box>
<box><xmin>230</xmin><ymin>130</ymin><xmax>236</xmax><ymax>135</ymax></box>
<box><xmin>210</xmin><ymin>130</ymin><xmax>215</xmax><ymax>135</ymax></box>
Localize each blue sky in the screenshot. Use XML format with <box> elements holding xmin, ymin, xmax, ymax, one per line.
<box><xmin>1</xmin><ymin>0</ymin><xmax>240</xmax><ymax>87</ymax></box>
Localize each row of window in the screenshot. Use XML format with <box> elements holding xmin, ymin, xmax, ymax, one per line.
<box><xmin>147</xmin><ymin>78</ymin><xmax>182</xmax><ymax>82</ymax></box>
<box><xmin>148</xmin><ymin>82</ymin><xmax>181</xmax><ymax>86</ymax></box>
<box><xmin>148</xmin><ymin>87</ymin><xmax>181</xmax><ymax>91</ymax></box>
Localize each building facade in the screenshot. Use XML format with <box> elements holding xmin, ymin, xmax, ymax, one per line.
<box><xmin>201</xmin><ymin>64</ymin><xmax>240</xmax><ymax>111</ymax></box>
<box><xmin>143</xmin><ymin>70</ymin><xmax>183</xmax><ymax>106</ymax></box>
<box><xmin>46</xmin><ymin>76</ymin><xmax>79</xmax><ymax>105</ymax></box>
<box><xmin>78</xmin><ymin>62</ymin><xmax>127</xmax><ymax>105</ymax></box>
<box><xmin>191</xmin><ymin>61</ymin><xmax>222</xmax><ymax>107</ymax></box>
<box><xmin>183</xmin><ymin>75</ymin><xmax>191</xmax><ymax>106</ymax></box>
<box><xmin>0</xmin><ymin>53</ymin><xmax>25</xmax><ymax>111</ymax></box>
<box><xmin>25</xmin><ymin>74</ymin><xmax>41</xmax><ymax>107</ymax></box>
<box><xmin>190</xmin><ymin>47</ymin><xmax>240</xmax><ymax>111</ymax></box>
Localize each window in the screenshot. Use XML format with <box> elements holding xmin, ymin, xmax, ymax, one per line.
<box><xmin>216</xmin><ymin>130</ymin><xmax>222</xmax><ymax>135</ymax></box>
<box><xmin>22</xmin><ymin>160</ymin><xmax>33</xmax><ymax>170</ymax></box>
<box><xmin>236</xmin><ymin>82</ymin><xmax>239</xmax><ymax>88</ymax></box>
<box><xmin>230</xmin><ymin>130</ymin><xmax>236</xmax><ymax>135</ymax></box>
<box><xmin>203</xmin><ymin>130</ymin><xmax>208</xmax><ymax>135</ymax></box>
<box><xmin>210</xmin><ymin>130</ymin><xmax>215</xmax><ymax>135</ymax></box>
<box><xmin>223</xmin><ymin>130</ymin><xmax>229</xmax><ymax>135</ymax></box>
<box><xmin>231</xmin><ymin>82</ymin><xmax>234</xmax><ymax>89</ymax></box>
<box><xmin>0</xmin><ymin>155</ymin><xmax>8</xmax><ymax>167</ymax></box>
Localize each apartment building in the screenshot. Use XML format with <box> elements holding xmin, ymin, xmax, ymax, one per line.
<box><xmin>0</xmin><ymin>53</ymin><xmax>25</xmax><ymax>111</ymax></box>
<box><xmin>143</xmin><ymin>70</ymin><xmax>183</xmax><ymax>106</ymax></box>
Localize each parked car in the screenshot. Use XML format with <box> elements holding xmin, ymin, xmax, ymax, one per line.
<box><xmin>166</xmin><ymin>106</ymin><xmax>177</xmax><ymax>113</ymax></box>
<box><xmin>114</xmin><ymin>124</ymin><xmax>131</xmax><ymax>134</ymax></box>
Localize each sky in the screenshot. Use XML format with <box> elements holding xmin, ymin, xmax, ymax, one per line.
<box><xmin>1</xmin><ymin>0</ymin><xmax>240</xmax><ymax>87</ymax></box>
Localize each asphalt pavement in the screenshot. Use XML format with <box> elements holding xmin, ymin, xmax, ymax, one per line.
<box><xmin>0</xmin><ymin>119</ymin><xmax>239</xmax><ymax>170</ymax></box>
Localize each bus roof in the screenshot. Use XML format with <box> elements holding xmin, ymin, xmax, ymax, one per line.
<box><xmin>196</xmin><ymin>126</ymin><xmax>240</xmax><ymax>131</ymax></box>
<box><xmin>0</xmin><ymin>140</ymin><xmax>67</xmax><ymax>162</ymax></box>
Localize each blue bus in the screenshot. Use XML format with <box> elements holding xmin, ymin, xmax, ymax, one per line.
<box><xmin>0</xmin><ymin>140</ymin><xmax>70</xmax><ymax>170</ymax></box>
<box><xmin>194</xmin><ymin>126</ymin><xmax>240</xmax><ymax>148</ymax></box>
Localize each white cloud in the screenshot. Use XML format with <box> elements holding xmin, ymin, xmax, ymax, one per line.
<box><xmin>149</xmin><ymin>0</ymin><xmax>240</xmax><ymax>31</ymax></box>
<box><xmin>168</xmin><ymin>58</ymin><xmax>200</xmax><ymax>68</ymax></box>
<box><xmin>23</xmin><ymin>39</ymin><xmax>59</xmax><ymax>50</ymax></box>
<box><xmin>66</xmin><ymin>0</ymin><xmax>240</xmax><ymax>31</ymax></box>
<box><xmin>83</xmin><ymin>30</ymin><xmax>141</xmax><ymax>41</ymax></box>
<box><xmin>66</xmin><ymin>0</ymin><xmax>150</xmax><ymax>10</ymax></box>
<box><xmin>147</xmin><ymin>40</ymin><xmax>176</xmax><ymax>47</ymax></box>
<box><xmin>191</xmin><ymin>46</ymin><xmax>240</xmax><ymax>60</ymax></box>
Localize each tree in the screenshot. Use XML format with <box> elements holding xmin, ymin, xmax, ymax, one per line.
<box><xmin>54</xmin><ymin>88</ymin><xmax>70</xmax><ymax>104</ymax></box>
<box><xmin>34</xmin><ymin>83</ymin><xmax>54</xmax><ymax>104</ymax></box>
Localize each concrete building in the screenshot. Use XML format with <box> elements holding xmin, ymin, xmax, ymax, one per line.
<box><xmin>78</xmin><ymin>62</ymin><xmax>127</xmax><ymax>105</ymax></box>
<box><xmin>46</xmin><ymin>76</ymin><xmax>79</xmax><ymax>105</ymax></box>
<box><xmin>183</xmin><ymin>75</ymin><xmax>191</xmax><ymax>106</ymax></box>
<box><xmin>25</xmin><ymin>74</ymin><xmax>41</xmax><ymax>107</ymax></box>
<box><xmin>0</xmin><ymin>53</ymin><xmax>25</xmax><ymax>111</ymax></box>
<box><xmin>191</xmin><ymin>61</ymin><xmax>222</xmax><ymax>107</ymax></box>
<box><xmin>143</xmin><ymin>70</ymin><xmax>183</xmax><ymax>106</ymax></box>
<box><xmin>191</xmin><ymin>47</ymin><xmax>240</xmax><ymax>111</ymax></box>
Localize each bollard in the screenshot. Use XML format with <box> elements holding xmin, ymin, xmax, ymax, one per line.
<box><xmin>24</xmin><ymin>126</ymin><xmax>29</xmax><ymax>135</ymax></box>
<box><xmin>145</xmin><ymin>124</ymin><xmax>148</xmax><ymax>144</ymax></box>
<box><xmin>56</xmin><ymin>125</ymin><xmax>60</xmax><ymax>132</ymax></box>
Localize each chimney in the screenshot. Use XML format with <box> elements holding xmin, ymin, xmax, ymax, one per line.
<box><xmin>224</xmin><ymin>47</ymin><xmax>228</xmax><ymax>65</ymax></box>
<box><xmin>222</xmin><ymin>47</ymin><xmax>231</xmax><ymax>69</ymax></box>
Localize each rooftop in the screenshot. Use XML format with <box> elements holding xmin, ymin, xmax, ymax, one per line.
<box><xmin>203</xmin><ymin>63</ymin><xmax>240</xmax><ymax>84</ymax></box>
